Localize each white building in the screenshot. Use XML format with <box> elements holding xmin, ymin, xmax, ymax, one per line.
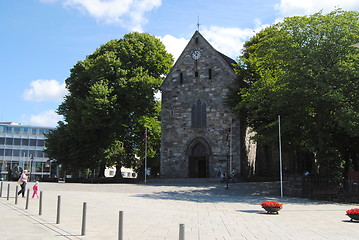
<box><xmin>0</xmin><ymin>122</ymin><xmax>54</xmax><ymax>181</ymax></box>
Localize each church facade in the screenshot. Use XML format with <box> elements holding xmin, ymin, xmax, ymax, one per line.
<box><xmin>160</xmin><ymin>31</ymin><xmax>242</xmax><ymax>178</ymax></box>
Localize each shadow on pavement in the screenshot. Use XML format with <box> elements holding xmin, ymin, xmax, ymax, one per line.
<box><xmin>136</xmin><ymin>182</ymin><xmax>339</xmax><ymax>205</ymax></box>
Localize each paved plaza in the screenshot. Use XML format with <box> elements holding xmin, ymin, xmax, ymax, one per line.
<box><xmin>1</xmin><ymin>180</ymin><xmax>359</xmax><ymax>240</ymax></box>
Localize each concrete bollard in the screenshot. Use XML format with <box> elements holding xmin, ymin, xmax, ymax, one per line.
<box><xmin>25</xmin><ymin>189</ymin><xmax>30</xmax><ymax>209</ymax></box>
<box><xmin>39</xmin><ymin>191</ymin><xmax>43</xmax><ymax>215</ymax></box>
<box><xmin>15</xmin><ymin>186</ymin><xmax>18</xmax><ymax>204</ymax></box>
<box><xmin>0</xmin><ymin>181</ymin><xmax>3</xmax><ymax>197</ymax></box>
<box><xmin>81</xmin><ymin>202</ymin><xmax>87</xmax><ymax>236</ymax></box>
<box><xmin>7</xmin><ymin>184</ymin><xmax>10</xmax><ymax>200</ymax></box>
<box><xmin>56</xmin><ymin>195</ymin><xmax>61</xmax><ymax>224</ymax></box>
<box><xmin>179</xmin><ymin>224</ymin><xmax>185</xmax><ymax>240</ymax></box>
<box><xmin>118</xmin><ymin>211</ymin><xmax>123</xmax><ymax>240</ymax></box>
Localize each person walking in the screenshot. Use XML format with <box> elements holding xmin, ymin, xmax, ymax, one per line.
<box><xmin>17</xmin><ymin>170</ymin><xmax>28</xmax><ymax>198</ymax></box>
<box><xmin>32</xmin><ymin>181</ymin><xmax>39</xmax><ymax>199</ymax></box>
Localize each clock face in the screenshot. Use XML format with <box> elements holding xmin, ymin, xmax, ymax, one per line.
<box><xmin>191</xmin><ymin>49</ymin><xmax>201</xmax><ymax>60</ymax></box>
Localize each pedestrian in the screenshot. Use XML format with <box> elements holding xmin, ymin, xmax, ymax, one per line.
<box><xmin>17</xmin><ymin>170</ymin><xmax>28</xmax><ymax>198</ymax></box>
<box><xmin>32</xmin><ymin>181</ymin><xmax>39</xmax><ymax>199</ymax></box>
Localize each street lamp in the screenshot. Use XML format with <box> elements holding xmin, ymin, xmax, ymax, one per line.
<box><xmin>30</xmin><ymin>155</ymin><xmax>34</xmax><ymax>182</ymax></box>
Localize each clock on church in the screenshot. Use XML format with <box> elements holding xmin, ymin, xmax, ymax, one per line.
<box><xmin>191</xmin><ymin>49</ymin><xmax>201</xmax><ymax>60</ymax></box>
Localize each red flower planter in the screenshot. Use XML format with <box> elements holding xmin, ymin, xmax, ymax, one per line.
<box><xmin>261</xmin><ymin>201</ymin><xmax>283</xmax><ymax>214</ymax></box>
<box><xmin>346</xmin><ymin>209</ymin><xmax>359</xmax><ymax>221</ymax></box>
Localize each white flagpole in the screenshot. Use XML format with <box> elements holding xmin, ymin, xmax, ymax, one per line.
<box><xmin>278</xmin><ymin>115</ymin><xmax>283</xmax><ymax>198</ymax></box>
<box><xmin>229</xmin><ymin>118</ymin><xmax>233</xmax><ymax>172</ymax></box>
<box><xmin>144</xmin><ymin>128</ymin><xmax>147</xmax><ymax>184</ymax></box>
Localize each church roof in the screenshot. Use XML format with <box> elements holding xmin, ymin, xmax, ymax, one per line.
<box><xmin>217</xmin><ymin>51</ymin><xmax>236</xmax><ymax>69</ymax></box>
<box><xmin>194</xmin><ymin>30</ymin><xmax>236</xmax><ymax>69</ymax></box>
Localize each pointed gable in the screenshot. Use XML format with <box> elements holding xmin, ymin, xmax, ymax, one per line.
<box><xmin>161</xmin><ymin>31</ymin><xmax>236</xmax><ymax>91</ymax></box>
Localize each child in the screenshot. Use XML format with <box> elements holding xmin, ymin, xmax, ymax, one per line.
<box><xmin>32</xmin><ymin>181</ymin><xmax>39</xmax><ymax>199</ymax></box>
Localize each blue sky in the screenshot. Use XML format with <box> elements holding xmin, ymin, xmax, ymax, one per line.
<box><xmin>1</xmin><ymin>0</ymin><xmax>358</xmax><ymax>128</ymax></box>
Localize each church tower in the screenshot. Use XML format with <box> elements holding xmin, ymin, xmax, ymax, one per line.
<box><xmin>160</xmin><ymin>31</ymin><xmax>240</xmax><ymax>178</ymax></box>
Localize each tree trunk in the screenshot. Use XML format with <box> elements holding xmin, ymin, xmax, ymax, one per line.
<box><xmin>97</xmin><ymin>164</ymin><xmax>106</xmax><ymax>178</ymax></box>
<box><xmin>114</xmin><ymin>163</ymin><xmax>124</xmax><ymax>180</ymax></box>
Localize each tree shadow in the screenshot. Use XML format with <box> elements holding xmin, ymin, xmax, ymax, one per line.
<box><xmin>135</xmin><ymin>182</ymin><xmax>332</xmax><ymax>205</ymax></box>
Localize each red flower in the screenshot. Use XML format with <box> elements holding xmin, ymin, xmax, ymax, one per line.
<box><xmin>261</xmin><ymin>201</ymin><xmax>283</xmax><ymax>208</ymax></box>
<box><xmin>346</xmin><ymin>208</ymin><xmax>359</xmax><ymax>215</ymax></box>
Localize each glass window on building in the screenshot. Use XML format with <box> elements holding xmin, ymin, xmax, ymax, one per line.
<box><xmin>13</xmin><ymin>149</ymin><xmax>20</xmax><ymax>156</ymax></box>
<box><xmin>33</xmin><ymin>129</ymin><xmax>39</xmax><ymax>135</ymax></box>
<box><xmin>13</xmin><ymin>138</ymin><xmax>21</xmax><ymax>145</ymax></box>
<box><xmin>29</xmin><ymin>150</ymin><xmax>35</xmax><ymax>159</ymax></box>
<box><xmin>5</xmin><ymin>161</ymin><xmax>10</xmax><ymax>171</ymax></box>
<box><xmin>37</xmin><ymin>139</ymin><xmax>45</xmax><ymax>147</ymax></box>
<box><xmin>14</xmin><ymin>127</ymin><xmax>21</xmax><ymax>133</ymax></box>
<box><xmin>5</xmin><ymin>149</ymin><xmax>12</xmax><ymax>156</ymax></box>
<box><xmin>35</xmin><ymin>161</ymin><xmax>42</xmax><ymax>172</ymax></box>
<box><xmin>0</xmin><ymin>149</ymin><xmax>4</xmax><ymax>156</ymax></box>
<box><xmin>5</xmin><ymin>138</ymin><xmax>13</xmax><ymax>145</ymax></box>
<box><xmin>0</xmin><ymin>126</ymin><xmax>4</xmax><ymax>133</ymax></box>
<box><xmin>0</xmin><ymin>137</ymin><xmax>4</xmax><ymax>145</ymax></box>
<box><xmin>39</xmin><ymin>129</ymin><xmax>46</xmax><ymax>134</ymax></box>
<box><xmin>43</xmin><ymin>162</ymin><xmax>50</xmax><ymax>172</ymax></box>
<box><xmin>21</xmin><ymin>138</ymin><xmax>29</xmax><ymax>146</ymax></box>
<box><xmin>36</xmin><ymin>150</ymin><xmax>44</xmax><ymax>158</ymax></box>
<box><xmin>24</xmin><ymin>128</ymin><xmax>32</xmax><ymax>134</ymax></box>
<box><xmin>29</xmin><ymin>139</ymin><xmax>36</xmax><ymax>146</ymax></box>
<box><xmin>20</xmin><ymin>150</ymin><xmax>28</xmax><ymax>158</ymax></box>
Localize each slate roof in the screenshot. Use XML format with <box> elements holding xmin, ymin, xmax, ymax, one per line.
<box><xmin>217</xmin><ymin>51</ymin><xmax>236</xmax><ymax>69</ymax></box>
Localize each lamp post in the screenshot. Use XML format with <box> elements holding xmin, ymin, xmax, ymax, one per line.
<box><xmin>30</xmin><ymin>155</ymin><xmax>34</xmax><ymax>182</ymax></box>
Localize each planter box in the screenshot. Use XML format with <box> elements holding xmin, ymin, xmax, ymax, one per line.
<box><xmin>262</xmin><ymin>206</ymin><xmax>282</xmax><ymax>214</ymax></box>
<box><xmin>347</xmin><ymin>214</ymin><xmax>359</xmax><ymax>221</ymax></box>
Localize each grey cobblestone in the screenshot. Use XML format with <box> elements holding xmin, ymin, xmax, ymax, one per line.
<box><xmin>0</xmin><ymin>181</ymin><xmax>359</xmax><ymax>239</ymax></box>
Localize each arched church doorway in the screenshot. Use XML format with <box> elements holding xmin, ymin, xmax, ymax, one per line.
<box><xmin>188</xmin><ymin>140</ymin><xmax>210</xmax><ymax>178</ymax></box>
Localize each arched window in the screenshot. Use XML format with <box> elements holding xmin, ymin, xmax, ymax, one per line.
<box><xmin>191</xmin><ymin>99</ymin><xmax>207</xmax><ymax>128</ymax></box>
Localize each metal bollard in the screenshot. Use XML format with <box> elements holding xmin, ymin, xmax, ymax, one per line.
<box><xmin>25</xmin><ymin>189</ymin><xmax>30</xmax><ymax>210</ymax></box>
<box><xmin>0</xmin><ymin>181</ymin><xmax>3</xmax><ymax>197</ymax></box>
<box><xmin>7</xmin><ymin>184</ymin><xmax>10</xmax><ymax>200</ymax></box>
<box><xmin>118</xmin><ymin>211</ymin><xmax>123</xmax><ymax>240</ymax></box>
<box><xmin>56</xmin><ymin>195</ymin><xmax>61</xmax><ymax>224</ymax></box>
<box><xmin>179</xmin><ymin>224</ymin><xmax>185</xmax><ymax>240</ymax></box>
<box><xmin>15</xmin><ymin>186</ymin><xmax>18</xmax><ymax>204</ymax></box>
<box><xmin>39</xmin><ymin>191</ymin><xmax>43</xmax><ymax>215</ymax></box>
<box><xmin>81</xmin><ymin>202</ymin><xmax>87</xmax><ymax>236</ymax></box>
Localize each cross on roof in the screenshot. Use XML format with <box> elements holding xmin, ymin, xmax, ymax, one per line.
<box><xmin>197</xmin><ymin>15</ymin><xmax>200</xmax><ymax>31</ymax></box>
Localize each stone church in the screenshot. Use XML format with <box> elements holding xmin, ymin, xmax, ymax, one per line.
<box><xmin>160</xmin><ymin>31</ymin><xmax>243</xmax><ymax>178</ymax></box>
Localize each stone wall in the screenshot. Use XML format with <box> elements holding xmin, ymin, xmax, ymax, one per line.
<box><xmin>160</xmin><ymin>31</ymin><xmax>240</xmax><ymax>178</ymax></box>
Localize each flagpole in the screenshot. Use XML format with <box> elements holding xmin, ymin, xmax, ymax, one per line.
<box><xmin>229</xmin><ymin>118</ymin><xmax>233</xmax><ymax>172</ymax></box>
<box><xmin>278</xmin><ymin>115</ymin><xmax>283</xmax><ymax>198</ymax></box>
<box><xmin>144</xmin><ymin>128</ymin><xmax>147</xmax><ymax>184</ymax></box>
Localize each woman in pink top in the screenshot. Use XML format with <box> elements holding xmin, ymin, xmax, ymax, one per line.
<box><xmin>17</xmin><ymin>170</ymin><xmax>28</xmax><ymax>198</ymax></box>
<box><xmin>32</xmin><ymin>181</ymin><xmax>39</xmax><ymax>198</ymax></box>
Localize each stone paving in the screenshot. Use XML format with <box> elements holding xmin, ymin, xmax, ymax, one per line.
<box><xmin>1</xmin><ymin>180</ymin><xmax>359</xmax><ymax>240</ymax></box>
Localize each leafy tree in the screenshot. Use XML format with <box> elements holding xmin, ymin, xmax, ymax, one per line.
<box><xmin>46</xmin><ymin>32</ymin><xmax>173</xmax><ymax>178</ymax></box>
<box><xmin>230</xmin><ymin>9</ymin><xmax>359</xmax><ymax>177</ymax></box>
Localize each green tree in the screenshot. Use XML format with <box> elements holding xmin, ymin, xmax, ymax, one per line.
<box><xmin>46</xmin><ymin>32</ymin><xmax>173</xmax><ymax>178</ymax></box>
<box><xmin>230</xmin><ymin>9</ymin><xmax>359</xmax><ymax>177</ymax></box>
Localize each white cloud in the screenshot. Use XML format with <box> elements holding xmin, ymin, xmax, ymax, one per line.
<box><xmin>23</xmin><ymin>79</ymin><xmax>68</xmax><ymax>102</ymax></box>
<box><xmin>158</xmin><ymin>35</ymin><xmax>188</xmax><ymax>62</ymax></box>
<box><xmin>42</xmin><ymin>0</ymin><xmax>162</xmax><ymax>32</ymax></box>
<box><xmin>201</xmin><ymin>23</ymin><xmax>269</xmax><ymax>60</ymax></box>
<box><xmin>159</xmin><ymin>20</ymin><xmax>269</xmax><ymax>63</ymax></box>
<box><xmin>275</xmin><ymin>0</ymin><xmax>359</xmax><ymax>16</ymax></box>
<box><xmin>22</xmin><ymin>110</ymin><xmax>63</xmax><ymax>128</ymax></box>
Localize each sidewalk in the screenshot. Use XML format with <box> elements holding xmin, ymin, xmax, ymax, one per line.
<box><xmin>1</xmin><ymin>181</ymin><xmax>359</xmax><ymax>239</ymax></box>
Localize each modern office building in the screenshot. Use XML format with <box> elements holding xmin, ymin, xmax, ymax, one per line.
<box><xmin>0</xmin><ymin>122</ymin><xmax>54</xmax><ymax>181</ymax></box>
